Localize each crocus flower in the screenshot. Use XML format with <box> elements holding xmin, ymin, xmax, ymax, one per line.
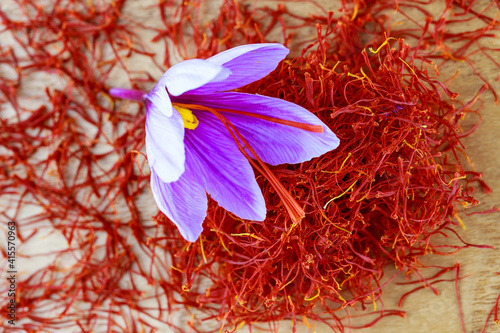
<box><xmin>109</xmin><ymin>43</ymin><xmax>339</xmax><ymax>242</ymax></box>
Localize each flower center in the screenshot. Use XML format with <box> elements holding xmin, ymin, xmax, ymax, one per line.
<box><xmin>173</xmin><ymin>105</ymin><xmax>199</xmax><ymax>130</ymax></box>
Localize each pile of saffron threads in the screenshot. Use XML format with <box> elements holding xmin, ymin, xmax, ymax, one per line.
<box><xmin>0</xmin><ymin>0</ymin><xmax>499</xmax><ymax>332</ymax></box>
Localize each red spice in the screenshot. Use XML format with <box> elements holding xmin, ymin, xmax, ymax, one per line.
<box><xmin>0</xmin><ymin>0</ymin><xmax>498</xmax><ymax>332</ymax></box>
<box><xmin>482</xmin><ymin>277</ymin><xmax>500</xmax><ymax>332</ymax></box>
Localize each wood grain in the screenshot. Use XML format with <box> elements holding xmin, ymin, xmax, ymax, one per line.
<box><xmin>2</xmin><ymin>0</ymin><xmax>498</xmax><ymax>332</ymax></box>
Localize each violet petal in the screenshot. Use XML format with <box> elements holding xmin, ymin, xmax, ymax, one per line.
<box><xmin>188</xmin><ymin>44</ymin><xmax>289</xmax><ymax>94</ymax></box>
<box><xmin>150</xmin><ymin>169</ymin><xmax>207</xmax><ymax>242</ymax></box>
<box><xmin>178</xmin><ymin>92</ymin><xmax>340</xmax><ymax>165</ymax></box>
<box><xmin>184</xmin><ymin>112</ymin><xmax>266</xmax><ymax>221</ymax></box>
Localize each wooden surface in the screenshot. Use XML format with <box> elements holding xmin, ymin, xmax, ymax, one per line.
<box><xmin>2</xmin><ymin>0</ymin><xmax>499</xmax><ymax>332</ymax></box>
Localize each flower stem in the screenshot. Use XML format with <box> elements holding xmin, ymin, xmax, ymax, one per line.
<box><xmin>108</xmin><ymin>88</ymin><xmax>146</xmax><ymax>102</ymax></box>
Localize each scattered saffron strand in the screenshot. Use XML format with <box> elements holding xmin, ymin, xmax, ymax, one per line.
<box><xmin>455</xmin><ymin>264</ymin><xmax>466</xmax><ymax>333</ymax></box>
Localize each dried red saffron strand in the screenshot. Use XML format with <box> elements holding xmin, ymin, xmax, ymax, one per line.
<box><xmin>482</xmin><ymin>279</ymin><xmax>500</xmax><ymax>332</ymax></box>
<box><xmin>455</xmin><ymin>264</ymin><xmax>466</xmax><ymax>333</ymax></box>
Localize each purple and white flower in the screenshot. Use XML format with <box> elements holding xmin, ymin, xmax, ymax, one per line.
<box><xmin>110</xmin><ymin>43</ymin><xmax>339</xmax><ymax>242</ymax></box>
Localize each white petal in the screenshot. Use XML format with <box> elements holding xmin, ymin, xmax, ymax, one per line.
<box><xmin>145</xmin><ymin>102</ymin><xmax>186</xmax><ymax>182</ymax></box>
<box><xmin>150</xmin><ymin>169</ymin><xmax>207</xmax><ymax>242</ymax></box>
<box><xmin>163</xmin><ymin>59</ymin><xmax>228</xmax><ymax>96</ymax></box>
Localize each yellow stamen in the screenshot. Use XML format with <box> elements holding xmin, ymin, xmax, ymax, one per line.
<box><xmin>173</xmin><ymin>105</ymin><xmax>199</xmax><ymax>130</ymax></box>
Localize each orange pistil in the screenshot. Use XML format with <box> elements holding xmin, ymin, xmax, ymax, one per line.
<box><xmin>174</xmin><ymin>103</ymin><xmax>324</xmax><ymax>133</ymax></box>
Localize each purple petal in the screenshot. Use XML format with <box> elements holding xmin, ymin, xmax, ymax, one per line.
<box><xmin>150</xmin><ymin>169</ymin><xmax>207</xmax><ymax>242</ymax></box>
<box><xmin>177</xmin><ymin>92</ymin><xmax>340</xmax><ymax>165</ymax></box>
<box><xmin>184</xmin><ymin>112</ymin><xmax>266</xmax><ymax>221</ymax></box>
<box><xmin>144</xmin><ymin>59</ymin><xmax>227</xmax><ymax>117</ymax></box>
<box><xmin>188</xmin><ymin>44</ymin><xmax>289</xmax><ymax>94</ymax></box>
<box><xmin>145</xmin><ymin>102</ymin><xmax>185</xmax><ymax>182</ymax></box>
